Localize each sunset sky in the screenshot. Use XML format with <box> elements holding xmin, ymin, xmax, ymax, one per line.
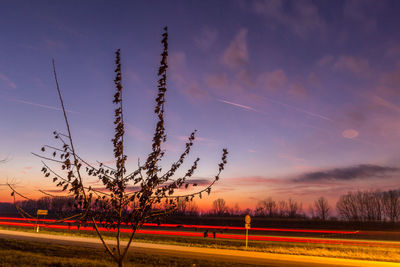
<box><xmin>1</xmin><ymin>1</ymin><xmax>400</xmax><ymax>212</ymax></box>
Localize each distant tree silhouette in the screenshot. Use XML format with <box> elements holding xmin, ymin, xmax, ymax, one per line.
<box><xmin>337</xmin><ymin>190</ymin><xmax>400</xmax><ymax>222</ymax></box>
<box><xmin>382</xmin><ymin>190</ymin><xmax>400</xmax><ymax>222</ymax></box>
<box><xmin>9</xmin><ymin>27</ymin><xmax>228</xmax><ymax>267</ymax></box>
<box><xmin>229</xmin><ymin>203</ymin><xmax>241</xmax><ymax>216</ymax></box>
<box><xmin>255</xmin><ymin>197</ymin><xmax>277</xmax><ymax>217</ymax></box>
<box><xmin>313</xmin><ymin>196</ymin><xmax>330</xmax><ymax>221</ymax></box>
<box><xmin>212</xmin><ymin>198</ymin><xmax>228</xmax><ymax>216</ymax></box>
<box><xmin>174</xmin><ymin>198</ymin><xmax>199</xmax><ymax>216</ymax></box>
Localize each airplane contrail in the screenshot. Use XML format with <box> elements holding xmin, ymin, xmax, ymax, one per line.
<box><xmin>6</xmin><ymin>98</ymin><xmax>79</xmax><ymax>114</ymax></box>
<box><xmin>261</xmin><ymin>96</ymin><xmax>333</xmax><ymax>122</ymax></box>
<box><xmin>217</xmin><ymin>99</ymin><xmax>257</xmax><ymax>112</ymax></box>
<box><xmin>218</xmin><ymin>97</ymin><xmax>332</xmax><ymax>122</ymax></box>
<box><xmin>372</xmin><ymin>95</ymin><xmax>400</xmax><ymax>113</ymax></box>
<box><xmin>217</xmin><ymin>97</ymin><xmax>334</xmax><ymax>134</ymax></box>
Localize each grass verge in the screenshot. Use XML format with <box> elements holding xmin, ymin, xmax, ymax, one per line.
<box><xmin>0</xmin><ymin>237</ymin><xmax>259</xmax><ymax>267</ymax></box>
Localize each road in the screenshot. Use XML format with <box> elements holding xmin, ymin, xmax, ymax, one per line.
<box><xmin>0</xmin><ymin>229</ymin><xmax>398</xmax><ymax>266</ymax></box>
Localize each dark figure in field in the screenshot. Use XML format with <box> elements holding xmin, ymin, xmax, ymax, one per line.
<box><xmin>203</xmin><ymin>230</ymin><xmax>208</xmax><ymax>238</ymax></box>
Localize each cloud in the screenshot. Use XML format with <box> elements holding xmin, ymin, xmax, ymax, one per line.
<box><xmin>252</xmin><ymin>0</ymin><xmax>326</xmax><ymax>38</ymax></box>
<box><xmin>386</xmin><ymin>43</ymin><xmax>400</xmax><ymax>58</ymax></box>
<box><xmin>308</xmin><ymin>72</ymin><xmax>320</xmax><ymax>87</ymax></box>
<box><xmin>175</xmin><ymin>135</ymin><xmax>214</xmax><ymax>143</ymax></box>
<box><xmin>289</xmin><ymin>82</ymin><xmax>307</xmax><ymax>98</ymax></box>
<box><xmin>89</xmin><ymin>186</ymin><xmax>142</xmax><ymax>193</ymax></box>
<box><xmin>184</xmin><ymin>82</ymin><xmax>210</xmax><ymax>100</ymax></box>
<box><xmin>169</xmin><ymin>52</ymin><xmax>209</xmax><ymax>101</ymax></box>
<box><xmin>169</xmin><ymin>52</ymin><xmax>186</xmax><ymax>73</ymax></box>
<box><xmin>44</xmin><ymin>39</ymin><xmax>67</xmax><ymax>50</ymax></box>
<box><xmin>229</xmin><ymin>176</ymin><xmax>284</xmax><ymax>186</ymax></box>
<box><xmin>204</xmin><ymin>73</ymin><xmax>229</xmax><ymax>89</ymax></box>
<box><xmin>194</xmin><ymin>27</ymin><xmax>218</xmax><ymax>50</ymax></box>
<box><xmin>371</xmin><ymin>95</ymin><xmax>400</xmax><ymax>114</ymax></box>
<box><xmin>343</xmin><ymin>0</ymin><xmax>382</xmax><ymax>32</ymax></box>
<box><xmin>294</xmin><ymin>164</ymin><xmax>399</xmax><ymax>182</ymax></box>
<box><xmin>185</xmin><ymin>178</ymin><xmax>210</xmax><ymax>186</ymax></box>
<box><xmin>257</xmin><ymin>69</ymin><xmax>287</xmax><ymax>91</ymax></box>
<box><xmin>222</xmin><ymin>28</ymin><xmax>249</xmax><ymax>68</ymax></box>
<box><xmin>236</xmin><ymin>69</ymin><xmax>255</xmax><ymax>88</ymax></box>
<box><xmin>342</xmin><ymin>129</ymin><xmax>359</xmax><ymax>139</ymax></box>
<box><xmin>0</xmin><ymin>73</ymin><xmax>16</xmax><ymax>89</ymax></box>
<box><xmin>378</xmin><ymin>68</ymin><xmax>400</xmax><ymax>96</ymax></box>
<box><xmin>126</xmin><ymin>123</ymin><xmax>150</xmax><ymax>142</ymax></box>
<box><xmin>316</xmin><ymin>55</ymin><xmax>334</xmax><ymax>67</ymax></box>
<box><xmin>92</xmin><ymin>179</ymin><xmax>210</xmax><ymax>193</ymax></box>
<box><xmin>333</xmin><ymin>56</ymin><xmax>371</xmax><ymax>77</ymax></box>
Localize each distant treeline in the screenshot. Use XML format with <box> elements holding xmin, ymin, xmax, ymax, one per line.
<box><xmin>336</xmin><ymin>190</ymin><xmax>400</xmax><ymax>222</ymax></box>
<box><xmin>1</xmin><ymin>189</ymin><xmax>400</xmax><ymax>223</ymax></box>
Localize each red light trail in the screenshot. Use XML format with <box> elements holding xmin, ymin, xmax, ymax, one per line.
<box><xmin>1</xmin><ymin>217</ymin><xmax>400</xmax><ymax>248</ymax></box>
<box><xmin>0</xmin><ymin>217</ymin><xmax>357</xmax><ymax>234</ymax></box>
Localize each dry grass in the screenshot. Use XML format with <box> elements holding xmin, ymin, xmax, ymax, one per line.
<box><xmin>0</xmin><ymin>238</ymin><xmax>258</xmax><ymax>267</ymax></box>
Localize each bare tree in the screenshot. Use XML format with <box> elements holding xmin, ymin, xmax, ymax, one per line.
<box><xmin>287</xmin><ymin>198</ymin><xmax>303</xmax><ymax>218</ymax></box>
<box><xmin>314</xmin><ymin>196</ymin><xmax>330</xmax><ymax>221</ymax></box>
<box><xmin>277</xmin><ymin>200</ymin><xmax>288</xmax><ymax>217</ymax></box>
<box><xmin>212</xmin><ymin>198</ymin><xmax>228</xmax><ymax>216</ymax></box>
<box><xmin>185</xmin><ymin>200</ymin><xmax>199</xmax><ymax>216</ymax></box>
<box><xmin>336</xmin><ymin>192</ymin><xmax>359</xmax><ymax>221</ymax></box>
<box><xmin>336</xmin><ymin>190</ymin><xmax>383</xmax><ymax>222</ymax></box>
<box><xmin>382</xmin><ymin>190</ymin><xmax>400</xmax><ymax>222</ymax></box>
<box><xmin>174</xmin><ymin>198</ymin><xmax>199</xmax><ymax>216</ymax></box>
<box><xmin>229</xmin><ymin>203</ymin><xmax>241</xmax><ymax>216</ymax></box>
<box><xmin>256</xmin><ymin>197</ymin><xmax>277</xmax><ymax>217</ymax></box>
<box><xmin>9</xmin><ymin>27</ymin><xmax>228</xmax><ymax>267</ymax></box>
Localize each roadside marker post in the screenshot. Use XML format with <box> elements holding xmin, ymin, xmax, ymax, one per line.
<box><xmin>35</xmin><ymin>209</ymin><xmax>48</xmax><ymax>232</ymax></box>
<box><xmin>245</xmin><ymin>214</ymin><xmax>251</xmax><ymax>249</ymax></box>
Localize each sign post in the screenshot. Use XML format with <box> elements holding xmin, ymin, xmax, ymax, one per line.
<box><xmin>35</xmin><ymin>209</ymin><xmax>48</xmax><ymax>232</ymax></box>
<box><xmin>245</xmin><ymin>214</ymin><xmax>251</xmax><ymax>249</ymax></box>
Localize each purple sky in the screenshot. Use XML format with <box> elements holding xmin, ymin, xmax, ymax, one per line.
<box><xmin>1</xmin><ymin>0</ymin><xmax>400</xmax><ymax>211</ymax></box>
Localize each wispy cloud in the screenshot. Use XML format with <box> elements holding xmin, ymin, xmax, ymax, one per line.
<box><xmin>342</xmin><ymin>129</ymin><xmax>359</xmax><ymax>139</ymax></box>
<box><xmin>372</xmin><ymin>95</ymin><xmax>400</xmax><ymax>113</ymax></box>
<box><xmin>228</xmin><ymin>176</ymin><xmax>285</xmax><ymax>186</ymax></box>
<box><xmin>251</xmin><ymin>0</ymin><xmax>326</xmax><ymax>38</ymax></box>
<box><xmin>204</xmin><ymin>73</ymin><xmax>228</xmax><ymax>90</ymax></box>
<box><xmin>257</xmin><ymin>69</ymin><xmax>287</xmax><ymax>92</ymax></box>
<box><xmin>175</xmin><ymin>135</ymin><xmax>214</xmax><ymax>143</ymax></box>
<box><xmin>293</xmin><ymin>164</ymin><xmax>399</xmax><ymax>182</ymax></box>
<box><xmin>0</xmin><ymin>73</ymin><xmax>17</xmax><ymax>89</ymax></box>
<box><xmin>316</xmin><ymin>55</ymin><xmax>334</xmax><ymax>67</ymax></box>
<box><xmin>44</xmin><ymin>39</ymin><xmax>67</xmax><ymax>50</ymax></box>
<box><xmin>333</xmin><ymin>56</ymin><xmax>371</xmax><ymax>77</ymax></box>
<box><xmin>221</xmin><ymin>28</ymin><xmax>249</xmax><ymax>68</ymax></box>
<box><xmin>194</xmin><ymin>27</ymin><xmax>218</xmax><ymax>50</ymax></box>
<box><xmin>343</xmin><ymin>0</ymin><xmax>381</xmax><ymax>32</ymax></box>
